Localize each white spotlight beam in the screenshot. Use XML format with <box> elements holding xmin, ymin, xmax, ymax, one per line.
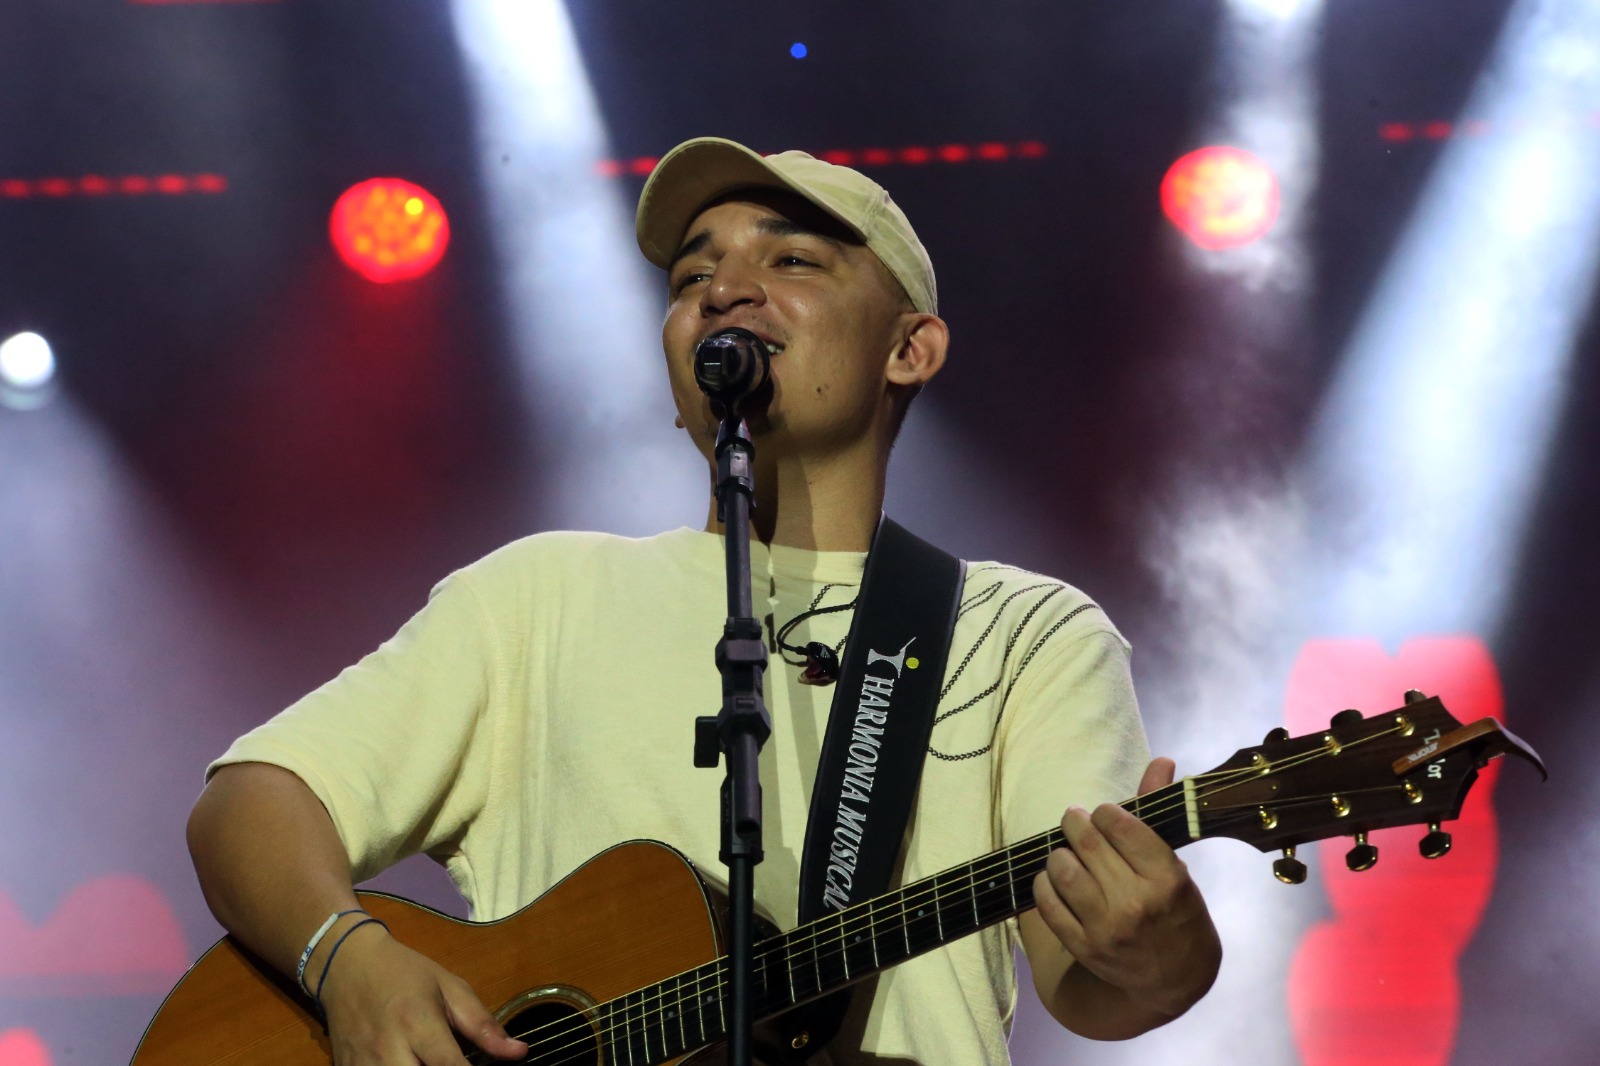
<box><xmin>1307</xmin><ymin>0</ymin><xmax>1600</xmax><ymax>642</ymax></box>
<box><xmin>450</xmin><ymin>0</ymin><xmax>701</xmax><ymax>535</ymax></box>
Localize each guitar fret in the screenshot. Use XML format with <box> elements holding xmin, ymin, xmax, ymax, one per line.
<box><xmin>632</xmin><ymin>991</ymin><xmax>648</xmax><ymax>1065</ymax></box>
<box><xmin>755</xmin><ymin>942</ymin><xmax>771</xmax><ymax>1016</ymax></box>
<box><xmin>841</xmin><ymin>905</ymin><xmax>874</xmax><ymax>979</ymax></box>
<box><xmin>717</xmin><ymin>958</ymin><xmax>728</xmax><ymax>1035</ymax></box>
<box><xmin>783</xmin><ymin>932</ymin><xmax>798</xmax><ymax>1004</ymax></box>
<box><xmin>868</xmin><ymin>904</ymin><xmax>881</xmax><ymax>969</ymax></box>
<box><xmin>899</xmin><ymin>889</ymin><xmax>912</xmax><ymax>958</ymax></box>
<box><xmin>968</xmin><ymin>862</ymin><xmax>982</xmax><ymax>928</ymax></box>
<box><xmin>691</xmin><ymin>962</ymin><xmax>716</xmax><ymax>1046</ymax></box>
<box><xmin>670</xmin><ymin>972</ymin><xmax>685</xmax><ymax>1057</ymax></box>
<box><xmin>694</xmin><ymin>963</ymin><xmax>710</xmax><ymax>1046</ymax></box>
<box><xmin>839</xmin><ymin>911</ymin><xmax>852</xmax><ymax>982</ymax></box>
<box><xmin>635</xmin><ymin>990</ymin><xmax>651</xmax><ymax>1064</ymax></box>
<box><xmin>618</xmin><ymin>993</ymin><xmax>635</xmax><ymax>1066</ymax></box>
<box><xmin>600</xmin><ymin>1000</ymin><xmax>617</xmax><ymax>1066</ymax></box>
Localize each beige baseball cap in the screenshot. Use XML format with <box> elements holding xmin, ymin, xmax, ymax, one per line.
<box><xmin>635</xmin><ymin>136</ymin><xmax>938</xmax><ymax>315</ymax></box>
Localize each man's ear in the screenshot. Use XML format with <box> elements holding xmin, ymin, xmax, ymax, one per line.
<box><xmin>885</xmin><ymin>313</ymin><xmax>949</xmax><ymax>388</ymax></box>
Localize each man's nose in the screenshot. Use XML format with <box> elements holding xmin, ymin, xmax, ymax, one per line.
<box><xmin>701</xmin><ymin>258</ymin><xmax>765</xmax><ymax>316</ymax></box>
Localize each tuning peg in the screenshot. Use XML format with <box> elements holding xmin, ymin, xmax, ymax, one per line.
<box><xmin>1419</xmin><ymin>822</ymin><xmax>1452</xmax><ymax>859</ymax></box>
<box><xmin>1345</xmin><ymin>832</ymin><xmax>1379</xmax><ymax>871</ymax></box>
<box><xmin>1263</xmin><ymin>726</ymin><xmax>1289</xmax><ymax>744</ymax></box>
<box><xmin>1273</xmin><ymin>847</ymin><xmax>1307</xmax><ymax>884</ymax></box>
<box><xmin>1331</xmin><ymin>708</ymin><xmax>1364</xmax><ymax>729</ymax></box>
<box><xmin>1404</xmin><ymin>689</ymin><xmax>1427</xmax><ymax>704</ymax></box>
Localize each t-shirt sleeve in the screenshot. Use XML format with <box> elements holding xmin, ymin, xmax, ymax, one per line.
<box><xmin>993</xmin><ymin>625</ymin><xmax>1151</xmax><ymax>847</ymax></box>
<box><xmin>207</xmin><ymin>572</ymin><xmax>505</xmax><ymax>883</ymax></box>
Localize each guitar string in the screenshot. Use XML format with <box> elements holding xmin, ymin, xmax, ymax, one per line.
<box><xmin>481</xmin><ymin>722</ymin><xmax>1418</xmax><ymax>1062</ymax></box>
<box><xmin>485</xmin><ymin>723</ymin><xmax>1417</xmax><ymax>1064</ymax></box>
<box><xmin>473</xmin><ymin>721</ymin><xmax>1419</xmax><ymax>1061</ymax></box>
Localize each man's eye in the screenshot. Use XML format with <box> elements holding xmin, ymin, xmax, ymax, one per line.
<box><xmin>673</xmin><ymin>272</ymin><xmax>708</xmax><ymax>293</ymax></box>
<box><xmin>776</xmin><ymin>255</ymin><xmax>816</xmax><ymax>267</ymax></box>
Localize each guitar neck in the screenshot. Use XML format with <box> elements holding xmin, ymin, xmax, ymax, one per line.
<box><xmin>601</xmin><ymin>783</ymin><xmax>1192</xmax><ymax>1063</ymax></box>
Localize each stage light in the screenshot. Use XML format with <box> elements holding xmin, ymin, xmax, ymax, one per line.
<box><xmin>1160</xmin><ymin>146</ymin><xmax>1281</xmax><ymax>250</ymax></box>
<box><xmin>790</xmin><ymin>42</ymin><xmax>807</xmax><ymax>59</ymax></box>
<box><xmin>450</xmin><ymin>0</ymin><xmax>700</xmax><ymax>535</ymax></box>
<box><xmin>597</xmin><ymin>142</ymin><xmax>1050</xmax><ymax>175</ymax></box>
<box><xmin>1308</xmin><ymin>0</ymin><xmax>1600</xmax><ymax>642</ymax></box>
<box><xmin>0</xmin><ymin>332</ymin><xmax>55</xmax><ymax>389</ymax></box>
<box><xmin>328</xmin><ymin>178</ymin><xmax>450</xmax><ymax>284</ymax></box>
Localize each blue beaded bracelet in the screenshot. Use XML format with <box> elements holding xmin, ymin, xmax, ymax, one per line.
<box><xmin>313</xmin><ymin>916</ymin><xmax>389</xmax><ymax>1016</ymax></box>
<box><xmin>296</xmin><ymin>909</ymin><xmax>365</xmax><ymax>996</ymax></box>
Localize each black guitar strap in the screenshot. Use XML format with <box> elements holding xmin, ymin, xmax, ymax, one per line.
<box><xmin>784</xmin><ymin>516</ymin><xmax>964</xmax><ymax>1058</ymax></box>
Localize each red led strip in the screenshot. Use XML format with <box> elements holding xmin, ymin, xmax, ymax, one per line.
<box><xmin>1380</xmin><ymin>114</ymin><xmax>1600</xmax><ymax>142</ymax></box>
<box><xmin>129</xmin><ymin>1</ymin><xmax>283</xmax><ymax>6</ymax></box>
<box><xmin>597</xmin><ymin>141</ymin><xmax>1047</xmax><ymax>178</ymax></box>
<box><xmin>0</xmin><ymin>174</ymin><xmax>228</xmax><ymax>200</ymax></box>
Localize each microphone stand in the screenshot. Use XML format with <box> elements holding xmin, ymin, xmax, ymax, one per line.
<box><xmin>693</xmin><ymin>411</ymin><xmax>770</xmax><ymax>1066</ymax></box>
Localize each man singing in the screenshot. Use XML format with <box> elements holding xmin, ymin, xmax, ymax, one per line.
<box><xmin>188</xmin><ymin>136</ymin><xmax>1222</xmax><ymax>1065</ymax></box>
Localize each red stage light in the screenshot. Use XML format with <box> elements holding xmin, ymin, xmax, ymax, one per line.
<box><xmin>0</xmin><ymin>1028</ymin><xmax>49</xmax><ymax>1066</ymax></box>
<box><xmin>1160</xmin><ymin>145</ymin><xmax>1280</xmax><ymax>250</ymax></box>
<box><xmin>329</xmin><ymin>178</ymin><xmax>450</xmax><ymax>284</ymax></box>
<box><xmin>1283</xmin><ymin>637</ymin><xmax>1505</xmax><ymax>1066</ymax></box>
<box><xmin>593</xmin><ymin>142</ymin><xmax>1050</xmax><ymax>176</ymax></box>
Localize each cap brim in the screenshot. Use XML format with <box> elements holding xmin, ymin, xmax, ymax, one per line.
<box><xmin>635</xmin><ymin>137</ymin><xmax>866</xmax><ymax>269</ymax></box>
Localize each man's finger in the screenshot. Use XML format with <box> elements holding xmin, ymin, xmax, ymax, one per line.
<box><xmin>1059</xmin><ymin>805</ymin><xmax>1133</xmax><ymax>897</ymax></box>
<box><xmin>1137</xmin><ymin>756</ymin><xmax>1176</xmax><ymax>797</ymax></box>
<box><xmin>442</xmin><ymin>977</ymin><xmax>529</xmax><ymax>1061</ymax></box>
<box><xmin>1032</xmin><ymin>867</ymin><xmax>1088</xmax><ymax>959</ymax></box>
<box><xmin>1090</xmin><ymin>801</ymin><xmax>1184</xmax><ymax>882</ymax></box>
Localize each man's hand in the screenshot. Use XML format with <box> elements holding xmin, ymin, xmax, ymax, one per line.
<box><xmin>317</xmin><ymin>924</ymin><xmax>528</xmax><ymax>1065</ymax></box>
<box><xmin>1023</xmin><ymin>756</ymin><xmax>1222</xmax><ymax>1036</ymax></box>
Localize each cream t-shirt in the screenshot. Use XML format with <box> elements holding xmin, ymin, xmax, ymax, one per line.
<box><xmin>212</xmin><ymin>528</ymin><xmax>1149</xmax><ymax>1064</ymax></box>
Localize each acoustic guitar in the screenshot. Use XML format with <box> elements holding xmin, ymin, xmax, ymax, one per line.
<box><xmin>130</xmin><ymin>692</ymin><xmax>1544</xmax><ymax>1065</ymax></box>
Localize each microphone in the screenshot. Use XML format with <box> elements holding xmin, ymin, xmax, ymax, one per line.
<box><xmin>694</xmin><ymin>328</ymin><xmax>772</xmax><ymax>406</ymax></box>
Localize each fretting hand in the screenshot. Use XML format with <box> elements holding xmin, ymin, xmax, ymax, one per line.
<box><xmin>1030</xmin><ymin>756</ymin><xmax>1222</xmax><ymax>1022</ymax></box>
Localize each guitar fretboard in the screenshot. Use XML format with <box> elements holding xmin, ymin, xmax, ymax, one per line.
<box><xmin>598</xmin><ymin>782</ymin><xmax>1192</xmax><ymax>1065</ymax></box>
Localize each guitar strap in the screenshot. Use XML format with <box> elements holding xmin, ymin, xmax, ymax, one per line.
<box><xmin>785</xmin><ymin>516</ymin><xmax>964</xmax><ymax>1058</ymax></box>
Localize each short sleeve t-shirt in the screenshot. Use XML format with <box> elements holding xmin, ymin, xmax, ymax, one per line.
<box><xmin>211</xmin><ymin>527</ymin><xmax>1149</xmax><ymax>1065</ymax></box>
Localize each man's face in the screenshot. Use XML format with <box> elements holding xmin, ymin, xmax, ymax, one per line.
<box><xmin>661</xmin><ymin>190</ymin><xmax>911</xmax><ymax>463</ymax></box>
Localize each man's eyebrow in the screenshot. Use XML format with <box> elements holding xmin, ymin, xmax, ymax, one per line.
<box><xmin>754</xmin><ymin>215</ymin><xmax>847</xmax><ymax>249</ymax></box>
<box><xmin>669</xmin><ymin>230</ymin><xmax>712</xmax><ymax>270</ymax></box>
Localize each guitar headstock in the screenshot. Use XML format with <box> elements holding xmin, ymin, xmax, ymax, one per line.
<box><xmin>1189</xmin><ymin>691</ymin><xmax>1545</xmax><ymax>882</ymax></box>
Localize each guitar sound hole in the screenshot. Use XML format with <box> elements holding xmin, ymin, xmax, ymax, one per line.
<box><xmin>500</xmin><ymin>997</ymin><xmax>601</xmax><ymax>1066</ymax></box>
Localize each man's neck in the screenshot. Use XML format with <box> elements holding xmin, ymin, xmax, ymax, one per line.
<box><xmin>701</xmin><ymin>445</ymin><xmax>886</xmax><ymax>553</ymax></box>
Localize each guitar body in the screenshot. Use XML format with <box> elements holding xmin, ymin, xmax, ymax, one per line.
<box><xmin>131</xmin><ymin>840</ymin><xmax>728</xmax><ymax>1066</ymax></box>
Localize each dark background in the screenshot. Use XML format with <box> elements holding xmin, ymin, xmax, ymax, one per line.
<box><xmin>0</xmin><ymin>1</ymin><xmax>1593</xmax><ymax>1063</ymax></box>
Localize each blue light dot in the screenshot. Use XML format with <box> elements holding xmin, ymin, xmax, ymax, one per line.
<box><xmin>790</xmin><ymin>42</ymin><xmax>808</xmax><ymax>59</ymax></box>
